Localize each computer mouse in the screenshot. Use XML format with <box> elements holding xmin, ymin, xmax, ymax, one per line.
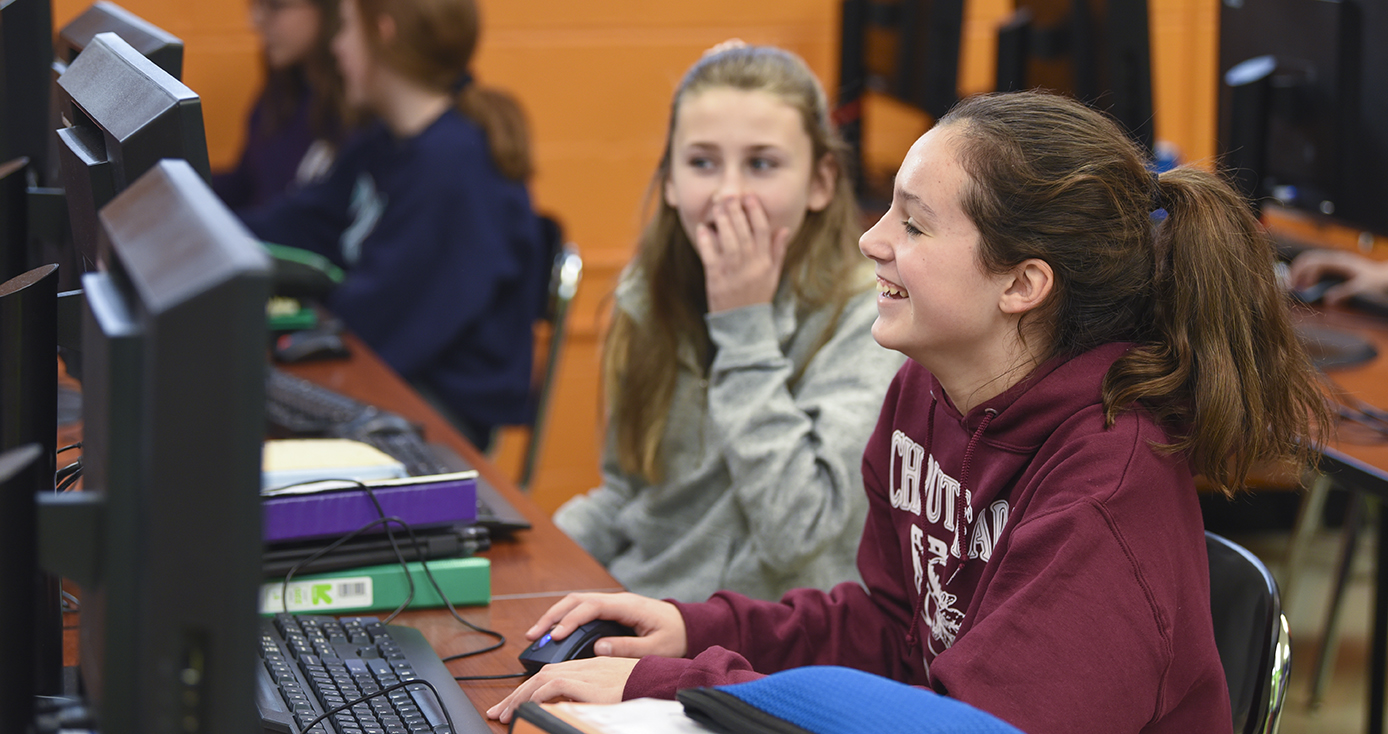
<box><xmin>1291</xmin><ymin>276</ymin><xmax>1388</xmax><ymax>318</ymax></box>
<box><xmin>273</xmin><ymin>329</ymin><xmax>351</xmax><ymax>363</ymax></box>
<box><xmin>517</xmin><ymin>620</ymin><xmax>637</xmax><ymax>673</ymax></box>
<box><xmin>1292</xmin><ymin>275</ymin><xmax>1343</xmax><ymax>305</ymax></box>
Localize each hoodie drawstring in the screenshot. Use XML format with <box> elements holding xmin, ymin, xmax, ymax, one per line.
<box><xmin>904</xmin><ymin>393</ymin><xmax>938</xmax><ymax>651</ymax></box>
<box><xmin>946</xmin><ymin>408</ymin><xmax>996</xmax><ymax>585</ymax></box>
<box><xmin>905</xmin><ymin>404</ymin><xmax>996</xmax><ymax>652</ymax></box>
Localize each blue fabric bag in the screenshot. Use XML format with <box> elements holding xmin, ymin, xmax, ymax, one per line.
<box><xmin>676</xmin><ymin>666</ymin><xmax>1025</xmax><ymax>734</ymax></box>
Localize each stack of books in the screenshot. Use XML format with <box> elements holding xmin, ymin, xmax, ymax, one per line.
<box><xmin>258</xmin><ymin>438</ymin><xmax>490</xmax><ymax>615</ymax></box>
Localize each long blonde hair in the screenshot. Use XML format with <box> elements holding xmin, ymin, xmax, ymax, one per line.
<box><xmin>604</xmin><ymin>45</ymin><xmax>867</xmax><ymax>482</ymax></box>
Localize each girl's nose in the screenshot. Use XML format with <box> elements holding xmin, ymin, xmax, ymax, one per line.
<box><xmin>715</xmin><ymin>169</ymin><xmax>745</xmax><ymax>200</ymax></box>
<box><xmin>859</xmin><ymin>211</ymin><xmax>892</xmax><ymax>261</ymax></box>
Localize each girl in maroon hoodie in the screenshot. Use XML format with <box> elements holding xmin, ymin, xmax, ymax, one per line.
<box><xmin>489</xmin><ymin>91</ymin><xmax>1330</xmax><ymax>733</ymax></box>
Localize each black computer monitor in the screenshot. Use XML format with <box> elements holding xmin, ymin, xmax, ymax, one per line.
<box><xmin>42</xmin><ymin>158</ymin><xmax>270</xmax><ymax>733</ymax></box>
<box><xmin>53</xmin><ymin>31</ymin><xmax>209</xmax><ymax>289</ymax></box>
<box><xmin>0</xmin><ymin>0</ymin><xmax>54</xmax><ymax>182</ymax></box>
<box><xmin>0</xmin><ymin>157</ymin><xmax>30</xmax><ymax>283</ymax></box>
<box><xmin>837</xmin><ymin>0</ymin><xmax>965</xmax><ymax>193</ymax></box>
<box><xmin>1217</xmin><ymin>0</ymin><xmax>1365</xmax><ymax>227</ymax></box>
<box><xmin>995</xmin><ymin>0</ymin><xmax>1155</xmax><ymax>154</ymax></box>
<box><xmin>43</xmin><ymin>1</ymin><xmax>183</xmax><ymax>190</ymax></box>
<box><xmin>54</xmin><ymin>0</ymin><xmax>182</xmax><ymax>79</ymax></box>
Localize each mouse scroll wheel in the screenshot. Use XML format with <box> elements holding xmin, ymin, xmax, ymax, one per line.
<box><xmin>536</xmin><ymin>632</ymin><xmax>553</xmax><ymax>648</ymax></box>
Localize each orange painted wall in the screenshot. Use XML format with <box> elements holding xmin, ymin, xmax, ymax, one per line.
<box><xmin>50</xmin><ymin>0</ymin><xmax>1223</xmax><ymax>514</ymax></box>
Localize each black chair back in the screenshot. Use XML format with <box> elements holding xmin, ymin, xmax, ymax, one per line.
<box><xmin>1206</xmin><ymin>531</ymin><xmax>1286</xmax><ymax>734</ymax></box>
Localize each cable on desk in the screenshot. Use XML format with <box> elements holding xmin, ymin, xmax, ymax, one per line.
<box><xmin>281</xmin><ymin>514</ymin><xmax>421</xmax><ymax>621</ymax></box>
<box><xmin>453</xmin><ymin>672</ymin><xmax>528</xmax><ymax>681</ymax></box>
<box><xmin>299</xmin><ymin>676</ymin><xmax>458</xmax><ymax>734</ymax></box>
<box><xmin>56</xmin><ymin>443</ymin><xmax>81</xmax><ymax>454</ymax></box>
<box><xmin>273</xmin><ymin>478</ymin><xmax>512</xmax><ymax>661</ymax></box>
<box><xmin>1320</xmin><ymin>373</ymin><xmax>1388</xmax><ymax>444</ymax></box>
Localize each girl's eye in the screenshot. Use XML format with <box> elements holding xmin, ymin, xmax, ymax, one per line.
<box><xmin>748</xmin><ymin>157</ymin><xmax>777</xmax><ymax>172</ymax></box>
<box><xmin>903</xmin><ymin>219</ymin><xmax>924</xmax><ymax>237</ymax></box>
<box><xmin>687</xmin><ymin>156</ymin><xmax>716</xmax><ymax>171</ymax></box>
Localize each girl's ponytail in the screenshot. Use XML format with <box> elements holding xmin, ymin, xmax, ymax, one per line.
<box><xmin>457</xmin><ymin>82</ymin><xmax>533</xmax><ymax>183</ymax></box>
<box><xmin>1104</xmin><ymin>168</ymin><xmax>1331</xmax><ymax>494</ymax></box>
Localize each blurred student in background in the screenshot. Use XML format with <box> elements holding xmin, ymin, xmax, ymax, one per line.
<box><xmin>215</xmin><ymin>0</ymin><xmax>353</xmax><ymax>211</ymax></box>
<box><xmin>553</xmin><ymin>43</ymin><xmax>904</xmax><ymax>603</ymax></box>
<box><xmin>242</xmin><ymin>0</ymin><xmax>545</xmax><ymax>451</ymax></box>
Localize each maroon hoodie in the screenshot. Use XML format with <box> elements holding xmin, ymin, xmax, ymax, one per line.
<box><xmin>624</xmin><ymin>343</ymin><xmax>1231</xmax><ymax>733</ymax></box>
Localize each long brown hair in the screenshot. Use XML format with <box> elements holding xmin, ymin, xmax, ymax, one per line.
<box><xmin>355</xmin><ymin>0</ymin><xmax>532</xmax><ymax>181</ymax></box>
<box><xmin>937</xmin><ymin>91</ymin><xmax>1330</xmax><ymax>495</ymax></box>
<box><xmin>259</xmin><ymin>0</ymin><xmax>351</xmax><ymax>144</ymax></box>
<box><xmin>604</xmin><ymin>45</ymin><xmax>868</xmax><ymax>482</ymax></box>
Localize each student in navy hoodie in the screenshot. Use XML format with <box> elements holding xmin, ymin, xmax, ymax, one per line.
<box><xmin>488</xmin><ymin>91</ymin><xmax>1332</xmax><ymax>732</ymax></box>
<box><xmin>214</xmin><ymin>0</ymin><xmax>351</xmax><ymax>212</ymax></box>
<box><xmin>242</xmin><ymin>0</ymin><xmax>544</xmax><ymax>450</ymax></box>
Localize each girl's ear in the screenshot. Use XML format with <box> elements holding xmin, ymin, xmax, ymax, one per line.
<box><xmin>999</xmin><ymin>258</ymin><xmax>1053</xmax><ymax>315</ymax></box>
<box><xmin>807</xmin><ymin>152</ymin><xmax>836</xmax><ymax>212</ymax></box>
<box><xmin>663</xmin><ymin>175</ymin><xmax>678</xmax><ymax>208</ymax></box>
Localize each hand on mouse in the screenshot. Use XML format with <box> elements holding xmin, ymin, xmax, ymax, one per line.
<box><xmin>486</xmin><ymin>656</ymin><xmax>639</xmax><ymax>723</ymax></box>
<box><xmin>524</xmin><ymin>592</ymin><xmax>687</xmax><ymax>659</ymax></box>
<box><xmin>1288</xmin><ymin>249</ymin><xmax>1388</xmax><ymax>305</ymax></box>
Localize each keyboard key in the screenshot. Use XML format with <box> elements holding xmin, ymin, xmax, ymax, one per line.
<box><xmin>255</xmin><ymin>617</ymin><xmax>483</xmax><ymax>734</ymax></box>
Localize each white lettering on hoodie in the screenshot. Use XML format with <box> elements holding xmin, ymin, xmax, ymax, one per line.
<box><xmin>889</xmin><ymin>430</ymin><xmax>1012</xmax><ymax>656</ymax></box>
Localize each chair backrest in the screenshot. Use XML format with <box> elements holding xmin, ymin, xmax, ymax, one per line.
<box><xmin>835</xmin><ymin>0</ymin><xmax>965</xmax><ymax>196</ymax></box>
<box><xmin>1205</xmin><ymin>531</ymin><xmax>1291</xmax><ymax>734</ymax></box>
<box><xmin>520</xmin><ymin>215</ymin><xmax>581</xmax><ymax>489</ymax></box>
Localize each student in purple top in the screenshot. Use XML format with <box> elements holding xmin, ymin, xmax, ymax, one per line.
<box><xmin>487</xmin><ymin>91</ymin><xmax>1332</xmax><ymax>732</ymax></box>
<box><xmin>214</xmin><ymin>0</ymin><xmax>352</xmax><ymax>212</ymax></box>
<box><xmin>241</xmin><ymin>0</ymin><xmax>544</xmax><ymax>450</ymax></box>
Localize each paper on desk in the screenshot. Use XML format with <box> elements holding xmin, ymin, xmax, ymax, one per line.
<box><xmin>261</xmin><ymin>438</ymin><xmax>407</xmax><ymax>490</ymax></box>
<box><xmin>546</xmin><ymin>698</ymin><xmax>715</xmax><ymax>733</ymax></box>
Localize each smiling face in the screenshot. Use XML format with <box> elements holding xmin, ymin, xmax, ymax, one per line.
<box><xmin>663</xmin><ymin>87</ymin><xmax>833</xmax><ymax>247</ymax></box>
<box><xmin>859</xmin><ymin>125</ymin><xmax>1023</xmax><ymax>385</ymax></box>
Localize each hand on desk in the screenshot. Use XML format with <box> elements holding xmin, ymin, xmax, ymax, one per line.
<box><xmin>487</xmin><ymin>657</ymin><xmax>640</xmax><ymax>723</ymax></box>
<box><xmin>485</xmin><ymin>592</ymin><xmax>688</xmax><ymax>723</ymax></box>
<box><xmin>1289</xmin><ymin>249</ymin><xmax>1388</xmax><ymax>306</ymax></box>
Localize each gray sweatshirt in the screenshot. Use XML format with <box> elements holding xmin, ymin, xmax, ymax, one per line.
<box><xmin>554</xmin><ymin>267</ymin><xmax>905</xmax><ymax>602</ymax></box>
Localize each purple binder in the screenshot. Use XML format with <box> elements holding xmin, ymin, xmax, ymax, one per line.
<box><xmin>262</xmin><ymin>471</ymin><xmax>477</xmax><ymax>543</ymax></box>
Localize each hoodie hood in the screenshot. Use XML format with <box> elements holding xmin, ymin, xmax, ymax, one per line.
<box><xmin>901</xmin><ymin>342</ymin><xmax>1136</xmax><ymax>652</ymax></box>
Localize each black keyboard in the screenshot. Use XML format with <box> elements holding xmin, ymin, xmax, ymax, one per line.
<box><xmin>256</xmin><ymin>613</ymin><xmax>489</xmax><ymax>734</ymax></box>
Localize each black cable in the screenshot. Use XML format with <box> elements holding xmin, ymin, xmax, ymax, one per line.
<box><xmin>56</xmin><ymin>465</ymin><xmax>83</xmax><ymax>492</ymax></box>
<box><xmin>61</xmin><ymin>590</ymin><xmax>80</xmax><ymax>613</ymax></box>
<box><xmin>1320</xmin><ymin>374</ymin><xmax>1388</xmax><ymax>443</ymax></box>
<box><xmin>55</xmin><ymin>459</ymin><xmax>82</xmax><ymax>491</ymax></box>
<box><xmin>298</xmin><ymin>677</ymin><xmax>457</xmax><ymax>734</ymax></box>
<box><xmin>279</xmin><ymin>514</ymin><xmax>418</xmax><ymax>619</ymax></box>
<box><xmin>56</xmin><ymin>443</ymin><xmax>82</xmax><ymax>454</ymax></box>
<box><xmin>270</xmin><ymin>478</ymin><xmax>509</xmax><ymax>657</ymax></box>
<box><xmin>347</xmin><ymin>479</ymin><xmax>508</xmax><ymax>653</ymax></box>
<box><xmin>454</xmin><ymin>672</ymin><xmax>528</xmax><ymax>681</ymax></box>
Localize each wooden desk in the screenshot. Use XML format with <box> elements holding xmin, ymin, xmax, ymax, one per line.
<box><xmin>280</xmin><ymin>334</ymin><xmax>622</xmax><ymax>731</ymax></box>
<box><xmin>1292</xmin><ymin>307</ymin><xmax>1388</xmax><ymax>734</ymax></box>
<box><xmin>58</xmin><ymin>335</ymin><xmax>621</xmax><ymax>733</ymax></box>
